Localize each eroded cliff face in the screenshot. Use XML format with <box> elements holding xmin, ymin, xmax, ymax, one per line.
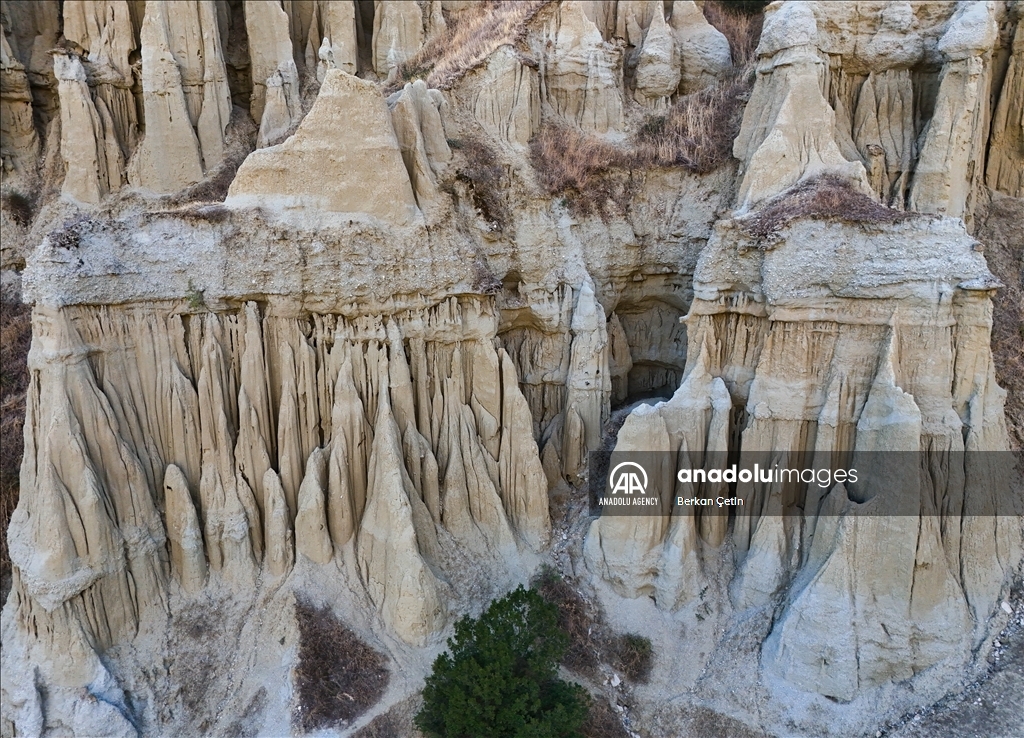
<box><xmin>1</xmin><ymin>2</ymin><xmax>1021</xmax><ymax>737</ymax></box>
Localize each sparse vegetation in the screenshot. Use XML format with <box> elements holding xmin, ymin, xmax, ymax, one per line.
<box><xmin>535</xmin><ymin>566</ymin><xmax>603</xmax><ymax>680</ymax></box>
<box><xmin>416</xmin><ymin>585</ymin><xmax>589</xmax><ymax>738</ymax></box>
<box><xmin>739</xmin><ymin>174</ymin><xmax>915</xmax><ymax>243</ymax></box>
<box><xmin>186</xmin><ymin>280</ymin><xmax>207</xmax><ymax>310</ymax></box>
<box><xmin>531</xmin><ymin>77</ymin><xmax>750</xmax><ymax>216</ymax></box>
<box><xmin>293</xmin><ymin>599</ymin><xmax>390</xmax><ymax>733</ymax></box>
<box><xmin>457</xmin><ymin>136</ymin><xmax>510</xmax><ymax>229</ymax></box>
<box><xmin>0</xmin><ymin>187</ymin><xmax>35</xmax><ymax>226</ymax></box>
<box><xmin>535</xmin><ymin>567</ymin><xmax>653</xmax><ymax>685</ymax></box>
<box><xmin>609</xmin><ymin>634</ymin><xmax>653</xmax><ymax>684</ymax></box>
<box><xmin>528</xmin><ymin>0</ymin><xmax>767</xmax><ymax>216</ymax></box>
<box><xmin>703</xmin><ymin>1</ymin><xmax>768</xmax><ymax>68</ymax></box>
<box><xmin>581</xmin><ymin>700</ymin><xmax>631</xmax><ymax>738</ymax></box>
<box><xmin>172</xmin><ymin>107</ymin><xmax>258</xmax><ymax>204</ymax></box>
<box><xmin>386</xmin><ymin>1</ymin><xmax>551</xmax><ymax>95</ymax></box>
<box><xmin>47</xmin><ymin>213</ymin><xmax>95</xmax><ymax>250</ymax></box>
<box><xmin>0</xmin><ymin>297</ymin><xmax>31</xmax><ymax>583</ymax></box>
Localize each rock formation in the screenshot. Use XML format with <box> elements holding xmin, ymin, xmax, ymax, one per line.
<box><xmin>227</xmin><ymin>69</ymin><xmax>420</xmax><ymax>223</ymax></box>
<box><xmin>1</xmin><ymin>2</ymin><xmax>1021</xmax><ymax>736</ymax></box>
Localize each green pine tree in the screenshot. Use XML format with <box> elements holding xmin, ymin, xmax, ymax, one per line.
<box><xmin>416</xmin><ymin>586</ymin><xmax>589</xmax><ymax>738</ymax></box>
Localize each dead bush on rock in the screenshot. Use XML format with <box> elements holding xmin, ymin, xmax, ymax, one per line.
<box><xmin>293</xmin><ymin>599</ymin><xmax>390</xmax><ymax>733</ymax></box>
<box><xmin>740</xmin><ymin>174</ymin><xmax>915</xmax><ymax>243</ymax></box>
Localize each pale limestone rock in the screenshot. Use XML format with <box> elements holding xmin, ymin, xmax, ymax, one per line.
<box><xmin>440</xmin><ymin>378</ymin><xmax>518</xmax><ymax>557</ymax></box>
<box><xmin>62</xmin><ymin>1</ymin><xmax>135</xmax><ymax>79</ymax></box>
<box><xmin>654</xmin><ymin>473</ymin><xmax>703</xmax><ymax>608</ymax></box>
<box><xmin>734</xmin><ymin>0</ymin><xmax>870</xmax><ymax>210</ymax></box>
<box><xmin>668</xmin><ymin>0</ymin><xmax>732</xmax><ymax>93</ymax></box>
<box><xmin>372</xmin><ymin>0</ymin><xmax>424</xmax><ymax>78</ymax></box>
<box><xmin>227</xmin><ymin>70</ymin><xmax>420</xmax><ymax>224</ymax></box>
<box><xmin>763</xmin><ymin>336</ymin><xmax>972</xmax><ymax>700</ymax></box>
<box><xmin>0</xmin><ymin>30</ymin><xmax>39</xmax><ymax>178</ymax></box>
<box><xmin>544</xmin><ymin>1</ymin><xmax>625</xmax><ymax>133</ymax></box>
<box><xmin>607</xmin><ymin>313</ymin><xmax>632</xmax><ymax>405</ymax></box>
<box><xmin>357</xmin><ymin>379</ymin><xmax>445</xmax><ymax>646</ymax></box>
<box><xmin>388</xmin><ymin>80</ymin><xmax>452</xmax><ymax>208</ymax></box>
<box><xmin>562</xmin><ymin>281</ymin><xmax>610</xmax><ymax>479</ymax></box>
<box><xmin>863</xmin><ymin>1</ymin><xmax>925</xmax><ymax>69</ymax></box>
<box><xmin>244</xmin><ymin>0</ymin><xmax>299</xmax><ymax>128</ymax></box>
<box><xmin>129</xmin><ymin>2</ymin><xmax>205</xmax><ymax>193</ymax></box>
<box><xmin>909</xmin><ymin>1</ymin><xmax>999</xmax><ymax>223</ymax></box>
<box><xmin>583</xmin><ymin>404</ymin><xmax>674</xmax><ymax>598</ymax></box>
<box><xmin>295</xmin><ymin>446</ymin><xmax>332</xmax><ymax>564</ymax></box>
<box><xmin>164</xmin><ymin>464</ymin><xmax>207</xmax><ymax>593</ymax></box>
<box><xmin>60</xmin><ymin>0</ymin><xmax>139</xmax><ymax>159</ymax></box>
<box><xmin>469</xmin><ymin>45</ymin><xmax>540</xmax><ymax>146</ymax></box>
<box><xmin>327</xmin><ymin>349</ymin><xmax>371</xmax><ymax>547</ymax></box>
<box><xmin>986</xmin><ymin>18</ymin><xmax>1023</xmax><ymax>197</ymax></box>
<box><xmin>263</xmin><ymin>469</ymin><xmax>294</xmax><ymax>577</ymax></box>
<box><xmin>615</xmin><ymin>0</ymin><xmax>660</xmax><ymax>46</ymax></box>
<box><xmin>320</xmin><ymin>0</ymin><xmax>358</xmax><ymax>76</ymax></box>
<box><xmin>53</xmin><ymin>53</ymin><xmax>123</xmax><ymax>203</ymax></box>
<box><xmin>633</xmin><ymin>5</ymin><xmax>679</xmax><ymax>108</ymax></box>
<box><xmin>497</xmin><ymin>350</ymin><xmax>552</xmax><ymax>551</ymax></box>
<box><xmin>849</xmin><ymin>69</ymin><xmax>915</xmax><ymax>207</ymax></box>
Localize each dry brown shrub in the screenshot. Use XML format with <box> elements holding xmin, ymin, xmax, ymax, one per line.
<box><xmin>531</xmin><ymin>77</ymin><xmax>748</xmax><ymax>216</ymax></box>
<box><xmin>457</xmin><ymin>136</ymin><xmax>511</xmax><ymax>229</ymax></box>
<box><xmin>740</xmin><ymin>174</ymin><xmax>915</xmax><ymax>243</ymax></box>
<box><xmin>0</xmin><ymin>298</ymin><xmax>31</xmax><ymax>580</ymax></box>
<box><xmin>632</xmin><ymin>78</ymin><xmax>750</xmax><ymax>172</ymax></box>
<box><xmin>293</xmin><ymin>599</ymin><xmax>390</xmax><ymax>733</ymax></box>
<box><xmin>535</xmin><ymin>566</ymin><xmax>604</xmax><ymax>680</ymax></box>
<box><xmin>608</xmin><ymin>633</ymin><xmax>653</xmax><ymax>683</ymax></box>
<box><xmin>702</xmin><ymin>1</ymin><xmax>766</xmax><ymax>68</ymax></box>
<box><xmin>582</xmin><ymin>698</ymin><xmax>631</xmax><ymax>738</ymax></box>
<box><xmin>386</xmin><ymin>0</ymin><xmax>551</xmax><ymax>95</ymax></box>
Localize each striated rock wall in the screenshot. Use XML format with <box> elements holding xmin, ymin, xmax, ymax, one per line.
<box><xmin>1</xmin><ymin>2</ymin><xmax>1022</xmax><ymax>736</ymax></box>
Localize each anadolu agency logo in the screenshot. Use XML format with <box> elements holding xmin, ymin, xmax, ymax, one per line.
<box><xmin>602</xmin><ymin>462</ymin><xmax>660</xmax><ymax>507</ymax></box>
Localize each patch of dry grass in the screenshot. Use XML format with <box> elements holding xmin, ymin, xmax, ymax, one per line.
<box><xmin>386</xmin><ymin>0</ymin><xmax>551</xmax><ymax>94</ymax></box>
<box><xmin>531</xmin><ymin>77</ymin><xmax>749</xmax><ymax>216</ymax></box>
<box><xmin>0</xmin><ymin>298</ymin><xmax>31</xmax><ymax>581</ymax></box>
<box><xmin>456</xmin><ymin>136</ymin><xmax>511</xmax><ymax>230</ymax></box>
<box><xmin>293</xmin><ymin>599</ymin><xmax>389</xmax><ymax>733</ymax></box>
<box><xmin>739</xmin><ymin>174</ymin><xmax>914</xmax><ymax>243</ymax></box>
<box><xmin>582</xmin><ymin>698</ymin><xmax>631</xmax><ymax>738</ymax></box>
<box><xmin>702</xmin><ymin>1</ymin><xmax>766</xmax><ymax>69</ymax></box>
<box><xmin>534</xmin><ymin>566</ymin><xmax>653</xmax><ymax>686</ymax></box>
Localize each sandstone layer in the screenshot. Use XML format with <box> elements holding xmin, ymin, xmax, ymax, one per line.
<box><xmin>1</xmin><ymin>2</ymin><xmax>1021</xmax><ymax>737</ymax></box>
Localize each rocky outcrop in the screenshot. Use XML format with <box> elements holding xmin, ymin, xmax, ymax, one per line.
<box><xmin>227</xmin><ymin>69</ymin><xmax>420</xmax><ymax>223</ymax></box>
<box><xmin>986</xmin><ymin>15</ymin><xmax>1023</xmax><ymax>197</ymax></box>
<box><xmin>61</xmin><ymin>0</ymin><xmax>139</xmax><ymax>161</ymax></box>
<box><xmin>244</xmin><ymin>0</ymin><xmax>300</xmax><ymax>133</ymax></box>
<box><xmin>130</xmin><ymin>1</ymin><xmax>231</xmax><ymax>194</ymax></box>
<box><xmin>632</xmin><ymin>5</ymin><xmax>679</xmax><ymax>108</ymax></box>
<box><xmin>0</xmin><ymin>26</ymin><xmax>39</xmax><ymax>179</ymax></box>
<box><xmin>541</xmin><ymin>1</ymin><xmax>625</xmax><ymax>133</ymax></box>
<box><xmin>372</xmin><ymin>0</ymin><xmax>425</xmax><ymax>79</ymax></box>
<box><xmin>586</xmin><ymin>211</ymin><xmax>1018</xmax><ymax>701</ymax></box>
<box><xmin>468</xmin><ymin>45</ymin><xmax>540</xmax><ymax>146</ymax></box>
<box><xmin>908</xmin><ymin>1</ymin><xmax>999</xmax><ymax>224</ymax></box>
<box><xmin>388</xmin><ymin>79</ymin><xmax>452</xmax><ymax>209</ymax></box>
<box><xmin>2</xmin><ymin>2</ymin><xmax>1023</xmax><ymax>737</ymax></box>
<box><xmin>669</xmin><ymin>0</ymin><xmax>732</xmax><ymax>93</ymax></box>
<box><xmin>734</xmin><ymin>1</ymin><xmax>870</xmax><ymax>210</ymax></box>
<box><xmin>53</xmin><ymin>53</ymin><xmax>123</xmax><ymax>203</ymax></box>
